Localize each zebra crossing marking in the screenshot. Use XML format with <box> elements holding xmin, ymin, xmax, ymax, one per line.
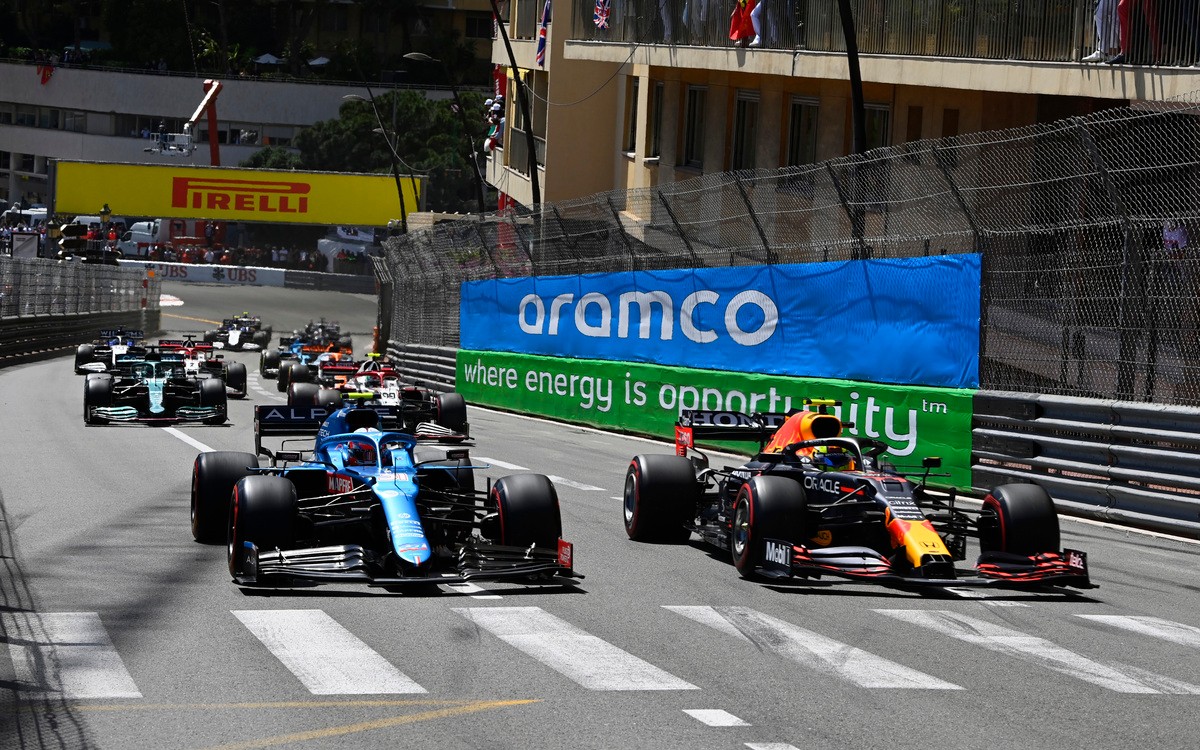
<box><xmin>1077</xmin><ymin>615</ymin><xmax>1200</xmax><ymax>648</ymax></box>
<box><xmin>685</xmin><ymin>708</ymin><xmax>750</xmax><ymax>726</ymax></box>
<box><xmin>454</xmin><ymin>606</ymin><xmax>698</xmax><ymax>691</ymax></box>
<box><xmin>2</xmin><ymin>612</ymin><xmax>141</xmax><ymax>699</ymax></box>
<box><xmin>475</xmin><ymin>457</ymin><xmax>606</xmax><ymax>491</ymax></box>
<box><xmin>878</xmin><ymin>609</ymin><xmax>1200</xmax><ymax>694</ymax></box>
<box><xmin>666</xmin><ymin>606</ymin><xmax>961</xmax><ymax>690</ymax></box>
<box><xmin>233</xmin><ymin>609</ymin><xmax>426</xmax><ymax>695</ymax></box>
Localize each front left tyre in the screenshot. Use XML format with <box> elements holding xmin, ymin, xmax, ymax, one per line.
<box><xmin>979</xmin><ymin>483</ymin><xmax>1060</xmax><ymax>555</ymax></box>
<box><xmin>83</xmin><ymin>373</ymin><xmax>113</xmax><ymax>425</ymax></box>
<box><xmin>731</xmin><ymin>476</ymin><xmax>808</xmax><ymax>578</ymax></box>
<box><xmin>486</xmin><ymin>474</ymin><xmax>562</xmax><ymax>549</ymax></box>
<box><xmin>623</xmin><ymin>454</ymin><xmax>699</xmax><ymax>543</ymax></box>
<box><xmin>199</xmin><ymin>377</ymin><xmax>227</xmax><ymax>424</ymax></box>
<box><xmin>74</xmin><ymin>344</ymin><xmax>96</xmax><ymax>374</ymax></box>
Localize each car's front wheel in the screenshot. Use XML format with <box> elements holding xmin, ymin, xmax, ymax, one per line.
<box><xmin>623</xmin><ymin>454</ymin><xmax>698</xmax><ymax>543</ymax></box>
<box><xmin>228</xmin><ymin>475</ymin><xmax>297</xmax><ymax>578</ymax></box>
<box><xmin>486</xmin><ymin>474</ymin><xmax>561</xmax><ymax>549</ymax></box>
<box><xmin>979</xmin><ymin>483</ymin><xmax>1059</xmax><ymax>555</ymax></box>
<box><xmin>731</xmin><ymin>475</ymin><xmax>808</xmax><ymax>578</ymax></box>
<box><xmin>192</xmin><ymin>451</ymin><xmax>260</xmax><ymax>543</ymax></box>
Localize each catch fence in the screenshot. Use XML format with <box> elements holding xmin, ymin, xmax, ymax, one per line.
<box><xmin>382</xmin><ymin>93</ymin><xmax>1200</xmax><ymax>407</ymax></box>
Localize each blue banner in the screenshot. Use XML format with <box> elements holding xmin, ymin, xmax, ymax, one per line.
<box><xmin>460</xmin><ymin>255</ymin><xmax>980</xmax><ymax>388</ymax></box>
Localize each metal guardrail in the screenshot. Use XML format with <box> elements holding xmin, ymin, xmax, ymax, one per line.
<box><xmin>0</xmin><ymin>310</ymin><xmax>162</xmax><ymax>367</ymax></box>
<box><xmin>383</xmin><ymin>342</ymin><xmax>458</xmax><ymax>394</ymax></box>
<box><xmin>284</xmin><ymin>270</ymin><xmax>377</xmax><ymax>294</ymax></box>
<box><xmin>973</xmin><ymin>391</ymin><xmax>1200</xmax><ymax>538</ymax></box>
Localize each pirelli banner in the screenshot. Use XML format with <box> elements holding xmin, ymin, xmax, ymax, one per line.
<box><xmin>52</xmin><ymin>161</ymin><xmax>419</xmax><ymax>226</ymax></box>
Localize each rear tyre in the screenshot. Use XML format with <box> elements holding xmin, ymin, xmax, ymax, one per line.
<box><xmin>228</xmin><ymin>476</ymin><xmax>296</xmax><ymax>577</ymax></box>
<box><xmin>435</xmin><ymin>392</ymin><xmax>468</xmax><ymax>433</ymax></box>
<box><xmin>74</xmin><ymin>344</ymin><xmax>96</xmax><ymax>374</ymax></box>
<box><xmin>192</xmin><ymin>451</ymin><xmax>259</xmax><ymax>543</ymax></box>
<box><xmin>199</xmin><ymin>377</ymin><xmax>227</xmax><ymax>424</ymax></box>
<box><xmin>979</xmin><ymin>484</ymin><xmax>1060</xmax><ymax>555</ymax></box>
<box><xmin>487</xmin><ymin>474</ymin><xmax>561</xmax><ymax>549</ymax></box>
<box><xmin>623</xmin><ymin>454</ymin><xmax>698</xmax><ymax>543</ymax></box>
<box><xmin>289</xmin><ymin>363</ymin><xmax>313</xmax><ymax>385</ymax></box>
<box><xmin>83</xmin><ymin>373</ymin><xmax>113</xmax><ymax>425</ymax></box>
<box><xmin>317</xmin><ymin>388</ymin><xmax>344</xmax><ymax>412</ymax></box>
<box><xmin>731</xmin><ymin>476</ymin><xmax>808</xmax><ymax>578</ymax></box>
<box><xmin>252</xmin><ymin>330</ymin><xmax>269</xmax><ymax>347</ymax></box>
<box><xmin>261</xmin><ymin>350</ymin><xmax>280</xmax><ymax>377</ymax></box>
<box><xmin>224</xmin><ymin>362</ymin><xmax>247</xmax><ymax>398</ymax></box>
<box><xmin>287</xmin><ymin>381</ymin><xmax>320</xmax><ymax>407</ymax></box>
<box><xmin>276</xmin><ymin>361</ymin><xmax>295</xmax><ymax>392</ymax></box>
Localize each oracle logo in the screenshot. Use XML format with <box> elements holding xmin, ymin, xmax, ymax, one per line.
<box><xmin>171</xmin><ymin>177</ymin><xmax>310</xmax><ymax>214</ymax></box>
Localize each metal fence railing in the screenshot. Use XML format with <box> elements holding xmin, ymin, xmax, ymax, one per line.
<box><xmin>569</xmin><ymin>0</ymin><xmax>1200</xmax><ymax>68</ymax></box>
<box><xmin>381</xmin><ymin>91</ymin><xmax>1200</xmax><ymax>408</ymax></box>
<box><xmin>0</xmin><ymin>257</ymin><xmax>161</xmax><ymax>319</ymax></box>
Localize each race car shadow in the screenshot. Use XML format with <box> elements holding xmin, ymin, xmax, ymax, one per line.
<box><xmin>234</xmin><ymin>581</ymin><xmax>588</xmax><ymax>599</ymax></box>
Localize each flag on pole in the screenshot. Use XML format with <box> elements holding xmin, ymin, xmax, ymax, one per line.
<box><xmin>594</xmin><ymin>0</ymin><xmax>610</xmax><ymax>29</ymax></box>
<box><xmin>536</xmin><ymin>0</ymin><xmax>552</xmax><ymax>67</ymax></box>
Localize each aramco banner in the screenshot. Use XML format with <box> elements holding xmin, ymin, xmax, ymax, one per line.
<box><xmin>460</xmin><ymin>255</ymin><xmax>981</xmax><ymax>389</ymax></box>
<box><xmin>53</xmin><ymin>161</ymin><xmax>420</xmax><ymax>226</ymax></box>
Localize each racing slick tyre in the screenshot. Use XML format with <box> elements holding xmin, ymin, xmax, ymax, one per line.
<box><xmin>74</xmin><ymin>344</ymin><xmax>96</xmax><ymax>374</ymax></box>
<box><xmin>979</xmin><ymin>483</ymin><xmax>1060</xmax><ymax>556</ymax></box>
<box><xmin>252</xmin><ymin>330</ymin><xmax>270</xmax><ymax>348</ymax></box>
<box><xmin>261</xmin><ymin>350</ymin><xmax>280</xmax><ymax>377</ymax></box>
<box><xmin>317</xmin><ymin>388</ymin><xmax>344</xmax><ymax>412</ymax></box>
<box><xmin>83</xmin><ymin>373</ymin><xmax>113</xmax><ymax>425</ymax></box>
<box><xmin>203</xmin><ymin>330</ymin><xmax>218</xmax><ymax>343</ymax></box>
<box><xmin>224</xmin><ymin>362</ymin><xmax>247</xmax><ymax>399</ymax></box>
<box><xmin>623</xmin><ymin>454</ymin><xmax>699</xmax><ymax>543</ymax></box>
<box><xmin>338</xmin><ymin>335</ymin><xmax>353</xmax><ymax>350</ymax></box>
<box><xmin>487</xmin><ymin>474</ymin><xmax>562</xmax><ymax>549</ymax></box>
<box><xmin>192</xmin><ymin>451</ymin><xmax>260</xmax><ymax>543</ymax></box>
<box><xmin>276</xmin><ymin>361</ymin><xmax>295</xmax><ymax>392</ymax></box>
<box><xmin>731</xmin><ymin>476</ymin><xmax>808</xmax><ymax>578</ymax></box>
<box><xmin>287</xmin><ymin>381</ymin><xmax>320</xmax><ymax>407</ymax></box>
<box><xmin>228</xmin><ymin>476</ymin><xmax>297</xmax><ymax>578</ymax></box>
<box><xmin>199</xmin><ymin>377</ymin><xmax>227</xmax><ymax>425</ymax></box>
<box><xmin>289</xmin><ymin>363</ymin><xmax>313</xmax><ymax>385</ymax></box>
<box><xmin>434</xmin><ymin>392</ymin><xmax>468</xmax><ymax>433</ymax></box>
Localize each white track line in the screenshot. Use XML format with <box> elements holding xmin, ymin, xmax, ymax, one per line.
<box><xmin>1077</xmin><ymin>615</ymin><xmax>1200</xmax><ymax>648</ymax></box>
<box><xmin>684</xmin><ymin>709</ymin><xmax>750</xmax><ymax>726</ymax></box>
<box><xmin>234</xmin><ymin>609</ymin><xmax>426</xmax><ymax>694</ymax></box>
<box><xmin>2</xmin><ymin>612</ymin><xmax>142</xmax><ymax>698</ymax></box>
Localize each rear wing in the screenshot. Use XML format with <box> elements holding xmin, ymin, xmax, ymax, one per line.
<box><xmin>158</xmin><ymin>339</ymin><xmax>215</xmax><ymax>352</ymax></box>
<box><xmin>100</xmin><ymin>328</ymin><xmax>144</xmax><ymax>340</ymax></box>
<box><xmin>254</xmin><ymin>404</ymin><xmax>466</xmax><ymax>455</ymax></box>
<box><xmin>674</xmin><ymin>410</ymin><xmax>791</xmax><ymax>456</ymax></box>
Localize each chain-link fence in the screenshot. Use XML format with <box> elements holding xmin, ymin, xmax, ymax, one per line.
<box><xmin>383</xmin><ymin>94</ymin><xmax>1200</xmax><ymax>406</ymax></box>
<box><xmin>0</xmin><ymin>257</ymin><xmax>161</xmax><ymax>319</ymax></box>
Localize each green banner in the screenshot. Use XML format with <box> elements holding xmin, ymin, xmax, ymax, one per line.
<box><xmin>458</xmin><ymin>349</ymin><xmax>974</xmax><ymax>487</ymax></box>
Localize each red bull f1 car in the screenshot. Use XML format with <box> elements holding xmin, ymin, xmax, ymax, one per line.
<box><xmin>623</xmin><ymin>399</ymin><xmax>1091</xmax><ymax>591</ymax></box>
<box><xmin>190</xmin><ymin>403</ymin><xmax>578</xmax><ymax>588</ymax></box>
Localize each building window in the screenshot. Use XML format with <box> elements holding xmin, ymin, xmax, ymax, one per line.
<box><xmin>682</xmin><ymin>86</ymin><xmax>706</xmax><ymax>169</ymax></box>
<box><xmin>731</xmin><ymin>90</ymin><xmax>759</xmax><ymax>170</ymax></box>
<box><xmin>465</xmin><ymin>13</ymin><xmax>493</xmax><ymax>39</ymax></box>
<box><xmin>0</xmin><ymin>151</ymin><xmax>9</xmax><ymax>169</ymax></box>
<box><xmin>864</xmin><ymin>104</ymin><xmax>891</xmax><ymax>151</ymax></box>
<box><xmin>787</xmin><ymin>97</ymin><xmax>818</xmax><ymax>166</ymax></box>
<box><xmin>363</xmin><ymin>9</ymin><xmax>389</xmax><ymax>33</ymax></box>
<box><xmin>38</xmin><ymin>109</ymin><xmax>59</xmax><ymax>129</ymax></box>
<box><xmin>0</xmin><ymin>108</ymin><xmax>11</xmax><ymax>125</ymax></box>
<box><xmin>624</xmin><ymin>77</ymin><xmax>639</xmax><ymax>153</ymax></box>
<box><xmin>646</xmin><ymin>81</ymin><xmax>663</xmax><ymax>159</ymax></box>
<box><xmin>325</xmin><ymin>5</ymin><xmax>349</xmax><ymax>32</ymax></box>
<box><xmin>18</xmin><ymin>154</ymin><xmax>35</xmax><ymax>172</ymax></box>
<box><xmin>906</xmin><ymin>105</ymin><xmax>923</xmax><ymax>143</ymax></box>
<box><xmin>942</xmin><ymin>108</ymin><xmax>960</xmax><ymax>138</ymax></box>
<box><xmin>64</xmin><ymin>111</ymin><xmax>86</xmax><ymax>133</ymax></box>
<box><xmin>15</xmin><ymin>107</ymin><xmax>36</xmax><ymax>127</ymax></box>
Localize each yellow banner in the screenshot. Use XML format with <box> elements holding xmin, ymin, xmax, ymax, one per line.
<box><xmin>53</xmin><ymin>161</ymin><xmax>420</xmax><ymax>226</ymax></box>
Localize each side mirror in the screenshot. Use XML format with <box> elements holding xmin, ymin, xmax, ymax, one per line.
<box><xmin>923</xmin><ymin>456</ymin><xmax>942</xmax><ymax>469</ymax></box>
<box><xmin>275</xmin><ymin>451</ymin><xmax>302</xmax><ymax>462</ymax></box>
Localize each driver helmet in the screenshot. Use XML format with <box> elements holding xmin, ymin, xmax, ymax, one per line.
<box><xmin>812</xmin><ymin>445</ymin><xmax>855</xmax><ymax>471</ymax></box>
<box><xmin>344</xmin><ymin>440</ymin><xmax>376</xmax><ymax>466</ymax></box>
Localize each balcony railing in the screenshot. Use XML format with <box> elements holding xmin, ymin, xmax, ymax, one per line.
<box><xmin>571</xmin><ymin>0</ymin><xmax>1200</xmax><ymax>67</ymax></box>
<box><xmin>506</xmin><ymin>127</ymin><xmax>547</xmax><ymax>174</ymax></box>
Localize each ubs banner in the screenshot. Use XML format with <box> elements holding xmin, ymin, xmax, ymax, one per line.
<box><xmin>460</xmin><ymin>255</ymin><xmax>981</xmax><ymax>390</ymax></box>
<box><xmin>53</xmin><ymin>161</ymin><xmax>420</xmax><ymax>226</ymax></box>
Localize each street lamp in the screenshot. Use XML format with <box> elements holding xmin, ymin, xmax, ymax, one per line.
<box><xmin>343</xmin><ymin>91</ymin><xmax>417</xmax><ymax>234</ymax></box>
<box><xmin>403</xmin><ymin>52</ymin><xmax>487</xmax><ymax>214</ymax></box>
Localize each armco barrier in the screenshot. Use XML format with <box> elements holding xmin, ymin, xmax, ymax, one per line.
<box><xmin>285</xmin><ymin>269</ymin><xmax>377</xmax><ymax>293</ymax></box>
<box><xmin>384</xmin><ymin>341</ymin><xmax>456</xmax><ymax>393</ymax></box>
<box><xmin>972</xmin><ymin>391</ymin><xmax>1200</xmax><ymax>538</ymax></box>
<box><xmin>0</xmin><ymin>310</ymin><xmax>162</xmax><ymax>367</ymax></box>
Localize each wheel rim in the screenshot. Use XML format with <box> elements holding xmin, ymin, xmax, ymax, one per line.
<box><xmin>732</xmin><ymin>498</ymin><xmax>750</xmax><ymax>558</ymax></box>
<box><xmin>623</xmin><ymin>473</ymin><xmax>637</xmax><ymax>528</ymax></box>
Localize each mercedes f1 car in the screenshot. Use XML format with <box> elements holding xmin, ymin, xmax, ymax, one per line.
<box><xmin>84</xmin><ymin>352</ymin><xmax>228</xmax><ymax>425</ymax></box>
<box><xmin>190</xmin><ymin>403</ymin><xmax>578</xmax><ymax>588</ymax></box>
<box><xmin>74</xmin><ymin>328</ymin><xmax>146</xmax><ymax>374</ymax></box>
<box><xmin>623</xmin><ymin>399</ymin><xmax>1091</xmax><ymax>591</ymax></box>
<box><xmin>159</xmin><ymin>337</ymin><xmax>247</xmax><ymax>399</ymax></box>
<box><xmin>203</xmin><ymin>312</ymin><xmax>272</xmax><ymax>351</ymax></box>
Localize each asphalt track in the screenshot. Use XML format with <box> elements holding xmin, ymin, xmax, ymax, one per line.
<box><xmin>1</xmin><ymin>281</ymin><xmax>1199</xmax><ymax>750</ymax></box>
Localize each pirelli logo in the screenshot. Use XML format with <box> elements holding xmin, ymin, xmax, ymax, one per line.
<box><xmin>171</xmin><ymin>177</ymin><xmax>310</xmax><ymax>213</ymax></box>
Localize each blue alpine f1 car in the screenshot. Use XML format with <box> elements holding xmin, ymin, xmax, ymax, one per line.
<box><xmin>190</xmin><ymin>402</ymin><xmax>578</xmax><ymax>588</ymax></box>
